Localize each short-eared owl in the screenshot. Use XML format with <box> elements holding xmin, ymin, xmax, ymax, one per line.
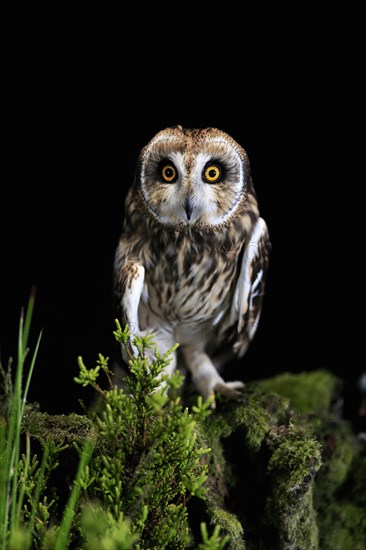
<box><xmin>114</xmin><ymin>126</ymin><xmax>270</xmax><ymax>405</ymax></box>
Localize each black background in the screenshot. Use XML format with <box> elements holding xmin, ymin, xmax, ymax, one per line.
<box><xmin>1</xmin><ymin>21</ymin><xmax>362</xmax><ymax>429</ymax></box>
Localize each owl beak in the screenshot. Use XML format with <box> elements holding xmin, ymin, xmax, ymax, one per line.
<box><xmin>184</xmin><ymin>199</ymin><xmax>193</xmax><ymax>221</ymax></box>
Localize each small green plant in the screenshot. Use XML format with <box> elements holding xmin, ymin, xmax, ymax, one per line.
<box><xmin>198</xmin><ymin>522</ymin><xmax>230</xmax><ymax>550</ymax></box>
<box><xmin>74</xmin><ymin>322</ymin><xmax>215</xmax><ymax>548</ymax></box>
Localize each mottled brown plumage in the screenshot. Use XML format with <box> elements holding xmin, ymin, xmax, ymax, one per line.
<box><xmin>114</xmin><ymin>126</ymin><xmax>271</xmax><ymax>405</ymax></box>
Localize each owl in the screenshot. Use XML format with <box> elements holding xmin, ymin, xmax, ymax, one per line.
<box><xmin>114</xmin><ymin>126</ymin><xmax>270</xmax><ymax>406</ymax></box>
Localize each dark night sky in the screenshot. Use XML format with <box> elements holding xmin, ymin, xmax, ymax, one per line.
<box><xmin>1</xmin><ymin>28</ymin><xmax>362</xmax><ymax>428</ymax></box>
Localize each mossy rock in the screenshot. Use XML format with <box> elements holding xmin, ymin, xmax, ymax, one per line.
<box><xmin>199</xmin><ymin>369</ymin><xmax>365</xmax><ymax>549</ymax></box>
<box><xmin>201</xmin><ymin>380</ymin><xmax>323</xmax><ymax>549</ymax></box>
<box><xmin>21</xmin><ymin>370</ymin><xmax>366</xmax><ymax>549</ymax></box>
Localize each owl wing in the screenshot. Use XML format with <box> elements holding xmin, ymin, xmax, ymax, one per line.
<box><xmin>114</xmin><ymin>240</ymin><xmax>145</xmax><ymax>335</ymax></box>
<box><xmin>220</xmin><ymin>217</ymin><xmax>271</xmax><ymax>358</ymax></box>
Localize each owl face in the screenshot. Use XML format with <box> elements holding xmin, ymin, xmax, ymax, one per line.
<box><xmin>137</xmin><ymin>126</ymin><xmax>250</xmax><ymax>228</ymax></box>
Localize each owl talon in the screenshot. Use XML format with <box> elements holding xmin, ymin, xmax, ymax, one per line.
<box><xmin>205</xmin><ymin>381</ymin><xmax>246</xmax><ymax>409</ymax></box>
<box><xmin>206</xmin><ymin>394</ymin><xmax>217</xmax><ymax>410</ymax></box>
<box><xmin>214</xmin><ymin>381</ymin><xmax>245</xmax><ymax>402</ymax></box>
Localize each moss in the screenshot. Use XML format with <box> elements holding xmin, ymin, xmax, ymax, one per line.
<box><xmin>265</xmin><ymin>424</ymin><xmax>322</xmax><ymax>549</ymax></box>
<box><xmin>200</xmin><ymin>370</ymin><xmax>363</xmax><ymax>549</ymax></box>
<box><xmin>314</xmin><ymin>424</ymin><xmax>366</xmax><ymax>549</ymax></box>
<box><xmin>315</xmin><ymin>419</ymin><xmax>355</xmax><ymax>501</ymax></box>
<box><xmin>22</xmin><ymin>409</ymin><xmax>95</xmax><ymax>445</ymax></box>
<box><xmin>256</xmin><ymin>370</ymin><xmax>366</xmax><ymax>548</ymax></box>
<box><xmin>318</xmin><ymin>502</ymin><xmax>366</xmax><ymax>550</ymax></box>
<box><xmin>208</xmin><ymin>505</ymin><xmax>245</xmax><ymax>550</ymax></box>
<box><xmin>202</xmin><ymin>385</ymin><xmax>323</xmax><ymax>549</ymax></box>
<box><xmin>200</xmin><ymin>428</ymin><xmax>229</xmax><ymax>509</ymax></box>
<box><xmin>17</xmin><ymin>369</ymin><xmax>366</xmax><ymax>549</ymax></box>
<box><xmin>267</xmin><ymin>487</ymin><xmax>319</xmax><ymax>550</ymax></box>
<box><xmin>207</xmin><ymin>387</ymin><xmax>289</xmax><ymax>453</ymax></box>
<box><xmin>267</xmin><ymin>423</ymin><xmax>322</xmax><ymax>494</ymax></box>
<box><xmin>345</xmin><ymin>453</ymin><xmax>366</xmax><ymax>508</ymax></box>
<box><xmin>256</xmin><ymin>370</ymin><xmax>341</xmax><ymax>416</ymax></box>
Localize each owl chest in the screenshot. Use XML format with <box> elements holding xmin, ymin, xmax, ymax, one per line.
<box><xmin>144</xmin><ymin>246</ymin><xmax>238</xmax><ymax>323</ymax></box>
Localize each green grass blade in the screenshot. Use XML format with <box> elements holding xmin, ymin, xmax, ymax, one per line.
<box><xmin>22</xmin><ymin>287</ymin><xmax>36</xmax><ymax>355</ymax></box>
<box><xmin>0</xmin><ymin>294</ymin><xmax>39</xmax><ymax>549</ymax></box>
<box><xmin>8</xmin><ymin>308</ymin><xmax>25</xmax><ymax>535</ymax></box>
<box><xmin>21</xmin><ymin>330</ymin><xmax>42</xmax><ymax>420</ymax></box>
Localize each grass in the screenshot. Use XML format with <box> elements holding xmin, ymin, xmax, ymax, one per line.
<box><xmin>0</xmin><ymin>295</ymin><xmax>99</xmax><ymax>549</ymax></box>
<box><xmin>0</xmin><ymin>290</ymin><xmax>42</xmax><ymax>549</ymax></box>
<box><xmin>0</xmin><ymin>291</ymin><xmax>94</xmax><ymax>550</ymax></box>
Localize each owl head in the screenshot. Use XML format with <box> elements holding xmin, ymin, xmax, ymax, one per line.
<box><xmin>135</xmin><ymin>126</ymin><xmax>254</xmax><ymax>228</ymax></box>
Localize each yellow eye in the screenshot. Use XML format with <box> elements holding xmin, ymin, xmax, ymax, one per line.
<box><xmin>161</xmin><ymin>164</ymin><xmax>177</xmax><ymax>183</ymax></box>
<box><xmin>203</xmin><ymin>164</ymin><xmax>222</xmax><ymax>184</ymax></box>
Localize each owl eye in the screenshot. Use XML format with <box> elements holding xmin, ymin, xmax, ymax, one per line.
<box><xmin>161</xmin><ymin>163</ymin><xmax>178</xmax><ymax>183</ymax></box>
<box><xmin>203</xmin><ymin>164</ymin><xmax>222</xmax><ymax>184</ymax></box>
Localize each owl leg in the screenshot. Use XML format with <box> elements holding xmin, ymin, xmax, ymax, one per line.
<box><xmin>182</xmin><ymin>344</ymin><xmax>245</xmax><ymax>408</ymax></box>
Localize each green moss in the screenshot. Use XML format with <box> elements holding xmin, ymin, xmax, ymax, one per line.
<box><xmin>267</xmin><ymin>423</ymin><xmax>322</xmax><ymax>493</ymax></box>
<box><xmin>314</xmin><ymin>424</ymin><xmax>366</xmax><ymax>549</ymax></box>
<box><xmin>202</xmin><ymin>384</ymin><xmax>326</xmax><ymax>549</ymax></box>
<box><xmin>207</xmin><ymin>387</ymin><xmax>289</xmax><ymax>453</ymax></box>
<box><xmin>345</xmin><ymin>454</ymin><xmax>366</xmax><ymax>508</ymax></box>
<box><xmin>22</xmin><ymin>410</ymin><xmax>95</xmax><ymax>445</ymax></box>
<box><xmin>232</xmin><ymin>390</ymin><xmax>289</xmax><ymax>452</ymax></box>
<box><xmin>208</xmin><ymin>506</ymin><xmax>245</xmax><ymax>550</ymax></box>
<box><xmin>256</xmin><ymin>370</ymin><xmax>341</xmax><ymax>415</ymax></box>
<box><xmin>200</xmin><ymin>431</ymin><xmax>229</xmax><ymax>509</ymax></box>
<box><xmin>315</xmin><ymin>420</ymin><xmax>355</xmax><ymax>501</ymax></box>
<box><xmin>267</xmin><ymin>487</ymin><xmax>319</xmax><ymax>550</ymax></box>
<box><xmin>318</xmin><ymin>502</ymin><xmax>366</xmax><ymax>550</ymax></box>
<box><xmin>265</xmin><ymin>423</ymin><xmax>322</xmax><ymax>549</ymax></box>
